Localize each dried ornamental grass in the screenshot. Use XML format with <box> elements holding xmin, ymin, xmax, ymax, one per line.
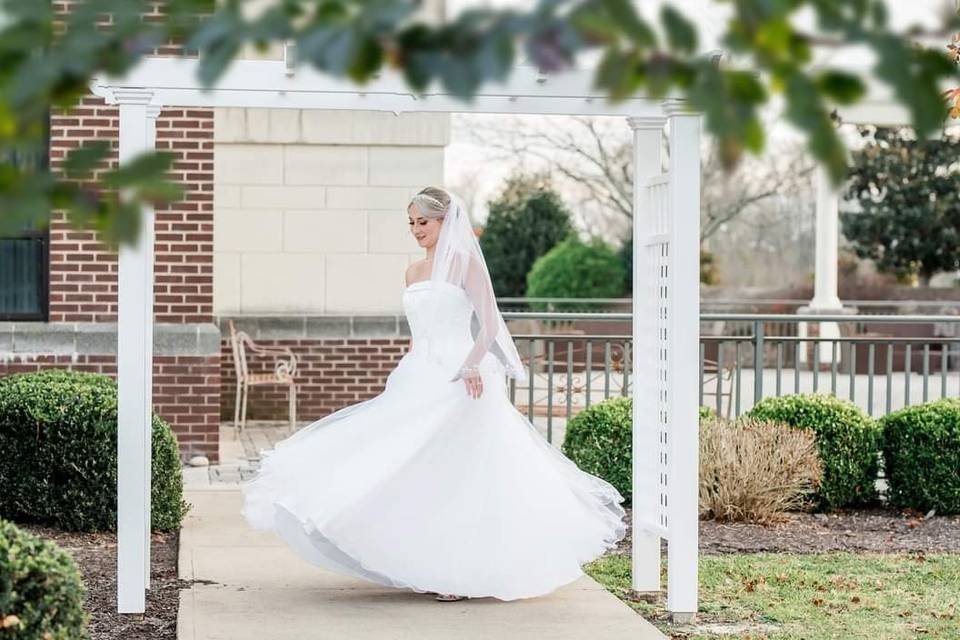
<box><xmin>700</xmin><ymin>417</ymin><xmax>823</xmax><ymax>524</ymax></box>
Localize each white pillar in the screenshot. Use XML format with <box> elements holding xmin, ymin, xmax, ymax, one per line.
<box><xmin>665</xmin><ymin>101</ymin><xmax>700</xmax><ymax>621</ymax></box>
<box><xmin>811</xmin><ymin>165</ymin><xmax>842</xmax><ymax>310</ymax></box>
<box><xmin>799</xmin><ymin>165</ymin><xmax>845</xmax><ymax>364</ymax></box>
<box><xmin>626</xmin><ymin>114</ymin><xmax>667</xmax><ymax>595</ymax></box>
<box><xmin>116</xmin><ymin>90</ymin><xmax>157</xmax><ymax>614</ymax></box>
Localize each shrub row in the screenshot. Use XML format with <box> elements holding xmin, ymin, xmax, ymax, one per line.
<box><xmin>563</xmin><ymin>392</ymin><xmax>960</xmax><ymax>514</ymax></box>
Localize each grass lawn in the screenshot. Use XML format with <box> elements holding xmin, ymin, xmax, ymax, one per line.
<box><xmin>585</xmin><ymin>552</ymin><xmax>960</xmax><ymax>639</ymax></box>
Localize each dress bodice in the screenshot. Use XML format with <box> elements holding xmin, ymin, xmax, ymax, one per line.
<box><xmin>402</xmin><ymin>280</ymin><xmax>476</xmax><ymax>360</ymax></box>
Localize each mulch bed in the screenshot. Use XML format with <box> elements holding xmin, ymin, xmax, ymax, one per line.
<box><xmin>614</xmin><ymin>506</ymin><xmax>960</xmax><ymax>556</ymax></box>
<box><xmin>19</xmin><ymin>525</ymin><xmax>186</xmax><ymax>640</ymax></box>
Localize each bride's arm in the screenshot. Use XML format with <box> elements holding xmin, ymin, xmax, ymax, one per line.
<box><xmin>450</xmin><ymin>253</ymin><xmax>500</xmax><ymax>382</ymax></box>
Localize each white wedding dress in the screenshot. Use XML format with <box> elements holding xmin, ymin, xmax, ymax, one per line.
<box><xmin>241</xmin><ymin>279</ymin><xmax>627</xmax><ymax>601</ymax></box>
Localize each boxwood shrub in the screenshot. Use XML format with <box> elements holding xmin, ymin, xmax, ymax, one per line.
<box><xmin>562</xmin><ymin>397</ymin><xmax>632</xmax><ymax>502</ymax></box>
<box><xmin>0</xmin><ymin>518</ymin><xmax>89</xmax><ymax>640</ymax></box>
<box><xmin>746</xmin><ymin>393</ymin><xmax>881</xmax><ymax>510</ymax></box>
<box><xmin>0</xmin><ymin>370</ymin><xmax>188</xmax><ymax>532</ymax></box>
<box><xmin>526</xmin><ymin>235</ymin><xmax>627</xmax><ymax>312</ymax></box>
<box><xmin>879</xmin><ymin>398</ymin><xmax>960</xmax><ymax>514</ymax></box>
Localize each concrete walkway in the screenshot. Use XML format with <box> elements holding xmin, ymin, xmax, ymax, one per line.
<box><xmin>177</xmin><ymin>425</ymin><xmax>665</xmax><ymax>640</ymax></box>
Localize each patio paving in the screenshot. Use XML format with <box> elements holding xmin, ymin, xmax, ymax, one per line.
<box><xmin>178</xmin><ymin>424</ymin><xmax>665</xmax><ymax>640</ymax></box>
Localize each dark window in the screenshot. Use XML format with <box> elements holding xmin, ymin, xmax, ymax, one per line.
<box><xmin>0</xmin><ymin>111</ymin><xmax>50</xmax><ymax>320</ymax></box>
<box><xmin>0</xmin><ymin>233</ymin><xmax>49</xmax><ymax>320</ymax></box>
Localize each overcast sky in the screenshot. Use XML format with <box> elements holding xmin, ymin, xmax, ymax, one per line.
<box><xmin>443</xmin><ymin>0</ymin><xmax>959</xmax><ymax>223</ymax></box>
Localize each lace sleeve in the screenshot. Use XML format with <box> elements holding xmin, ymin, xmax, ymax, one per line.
<box><xmin>450</xmin><ymin>253</ymin><xmax>500</xmax><ymax>382</ymax></box>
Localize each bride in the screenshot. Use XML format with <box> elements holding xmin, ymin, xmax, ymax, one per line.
<box><xmin>241</xmin><ymin>186</ymin><xmax>627</xmax><ymax>602</ymax></box>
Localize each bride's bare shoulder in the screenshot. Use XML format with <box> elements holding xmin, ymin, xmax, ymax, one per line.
<box><xmin>405</xmin><ymin>259</ymin><xmax>428</xmax><ymax>286</ymax></box>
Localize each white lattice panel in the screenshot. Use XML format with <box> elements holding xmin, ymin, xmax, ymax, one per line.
<box><xmin>646</xmin><ymin>174</ymin><xmax>670</xmax><ymax>533</ymax></box>
<box><xmin>640</xmin><ymin>173</ymin><xmax>671</xmax><ymax>539</ymax></box>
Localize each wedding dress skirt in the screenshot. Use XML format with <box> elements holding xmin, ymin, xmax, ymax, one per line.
<box><xmin>241</xmin><ymin>279</ymin><xmax>627</xmax><ymax>601</ymax></box>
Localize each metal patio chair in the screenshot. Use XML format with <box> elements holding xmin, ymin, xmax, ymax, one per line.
<box><xmin>227</xmin><ymin>320</ymin><xmax>298</xmax><ymax>437</ymax></box>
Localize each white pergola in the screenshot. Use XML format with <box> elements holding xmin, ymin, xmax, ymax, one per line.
<box><xmin>91</xmin><ymin>56</ymin><xmax>702</xmax><ymax>620</ymax></box>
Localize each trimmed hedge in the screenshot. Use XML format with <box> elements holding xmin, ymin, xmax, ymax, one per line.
<box><xmin>562</xmin><ymin>397</ymin><xmax>632</xmax><ymax>502</ymax></box>
<box><xmin>0</xmin><ymin>518</ymin><xmax>89</xmax><ymax>640</ymax></box>
<box><xmin>879</xmin><ymin>399</ymin><xmax>960</xmax><ymax>514</ymax></box>
<box><xmin>526</xmin><ymin>235</ymin><xmax>626</xmax><ymax>312</ymax></box>
<box><xmin>0</xmin><ymin>370</ymin><xmax>188</xmax><ymax>532</ymax></box>
<box><xmin>746</xmin><ymin>393</ymin><xmax>882</xmax><ymax>510</ymax></box>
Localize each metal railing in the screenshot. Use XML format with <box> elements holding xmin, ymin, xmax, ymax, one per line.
<box><xmin>499</xmin><ymin>310</ymin><xmax>960</xmax><ymax>446</ymax></box>
<box><xmin>498</xmin><ymin>296</ymin><xmax>960</xmax><ymax>315</ymax></box>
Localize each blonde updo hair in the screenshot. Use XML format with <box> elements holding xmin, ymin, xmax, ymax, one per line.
<box><xmin>409</xmin><ymin>186</ymin><xmax>451</xmax><ymax>220</ymax></box>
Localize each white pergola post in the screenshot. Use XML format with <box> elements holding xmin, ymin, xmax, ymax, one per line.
<box><xmin>664</xmin><ymin>102</ymin><xmax>700</xmax><ymax>620</ymax></box>
<box><xmin>627</xmin><ymin>114</ymin><xmax>666</xmax><ymax>594</ymax></box>
<box><xmin>116</xmin><ymin>90</ymin><xmax>158</xmax><ymax>613</ymax></box>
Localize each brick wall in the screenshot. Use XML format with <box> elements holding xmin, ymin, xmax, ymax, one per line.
<box><xmin>40</xmin><ymin>1</ymin><xmax>219</xmax><ymax>458</ymax></box>
<box><xmin>37</xmin><ymin>87</ymin><xmax>220</xmax><ymax>460</ymax></box>
<box><xmin>48</xmin><ymin>97</ymin><xmax>214</xmax><ymax>324</ymax></box>
<box><xmin>220</xmin><ymin>338</ymin><xmax>410</xmax><ymax>422</ymax></box>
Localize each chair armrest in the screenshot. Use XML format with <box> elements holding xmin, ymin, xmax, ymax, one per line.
<box><xmin>239</xmin><ymin>335</ymin><xmax>298</xmax><ymax>380</ymax></box>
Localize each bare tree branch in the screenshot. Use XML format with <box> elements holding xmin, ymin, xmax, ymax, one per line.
<box><xmin>461</xmin><ymin>113</ymin><xmax>815</xmax><ymax>247</ymax></box>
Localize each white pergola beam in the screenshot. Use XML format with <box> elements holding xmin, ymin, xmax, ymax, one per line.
<box><xmin>116</xmin><ymin>93</ymin><xmax>157</xmax><ymax>614</ymax></box>
<box><xmin>92</xmin><ymin>58</ymin><xmax>671</xmax><ymax>118</ymax></box>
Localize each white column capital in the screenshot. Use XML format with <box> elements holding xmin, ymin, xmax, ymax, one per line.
<box><xmin>627</xmin><ymin>115</ymin><xmax>666</xmax><ymax>131</ymax></box>
<box><xmin>662</xmin><ymin>98</ymin><xmax>699</xmax><ymax>118</ymax></box>
<box><xmin>93</xmin><ymin>84</ymin><xmax>155</xmax><ymax>106</ymax></box>
<box><xmin>146</xmin><ymin>105</ymin><xmax>162</xmax><ymax>119</ymax></box>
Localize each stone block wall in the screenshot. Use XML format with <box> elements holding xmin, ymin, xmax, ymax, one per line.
<box><xmin>213</xmin><ymin>108</ymin><xmax>450</xmax><ymax>316</ymax></box>
<box><xmin>209</xmin><ymin>106</ymin><xmax>451</xmax><ymax>430</ymax></box>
